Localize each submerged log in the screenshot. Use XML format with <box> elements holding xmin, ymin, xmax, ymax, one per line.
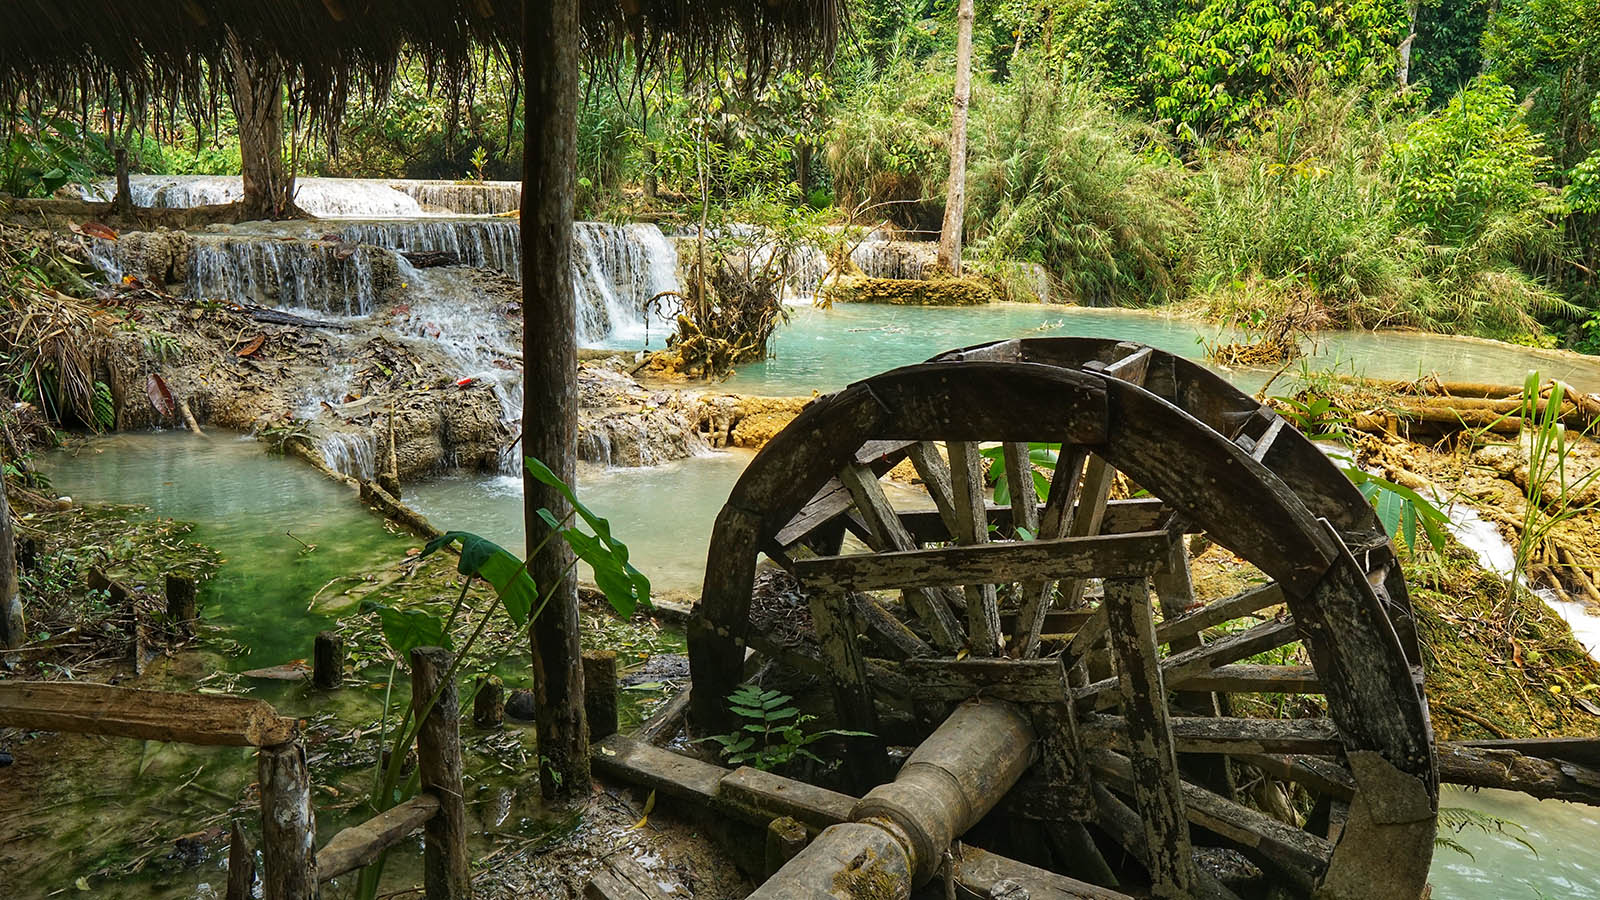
<box><xmin>0</xmin><ymin>681</ymin><xmax>296</xmax><ymax>746</ymax></box>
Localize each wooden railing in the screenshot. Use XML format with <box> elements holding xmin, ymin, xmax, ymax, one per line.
<box><xmin>0</xmin><ymin>646</ymin><xmax>469</xmax><ymax>900</ymax></box>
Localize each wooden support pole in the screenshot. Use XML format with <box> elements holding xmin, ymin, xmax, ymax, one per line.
<box><xmin>312</xmin><ymin>631</ymin><xmax>343</xmax><ymax>690</ymax></box>
<box><xmin>806</xmin><ymin>589</ymin><xmax>887</xmax><ymax>789</ymax></box>
<box><xmin>257</xmin><ymin>742</ymin><xmax>317</xmax><ymax>900</ymax></box>
<box><xmin>165</xmin><ymin>574</ymin><xmax>198</xmax><ymax>628</ymax></box>
<box><xmin>1</xmin><ymin>482</ymin><xmax>23</xmax><ymax>651</ymax></box>
<box><xmin>948</xmin><ymin>440</ymin><xmax>1002</xmax><ymax>656</ymax></box>
<box><xmin>1100</xmin><ymin>577</ymin><xmax>1196</xmax><ymax>899</ymax></box>
<box><xmin>473</xmin><ymin>675</ymin><xmax>505</xmax><ymax>729</ymax></box>
<box><xmin>584</xmin><ymin>650</ymin><xmax>619</xmax><ymax>742</ymax></box>
<box><xmin>226</xmin><ymin>820</ymin><xmax>256</xmax><ymax>900</ymax></box>
<box><xmin>411</xmin><ymin>647</ymin><xmax>470</xmax><ymax>900</ymax></box>
<box><xmin>764</xmin><ymin>816</ymin><xmax>809</xmax><ymax>879</ymax></box>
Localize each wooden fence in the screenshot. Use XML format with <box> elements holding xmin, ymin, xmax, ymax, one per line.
<box><xmin>0</xmin><ymin>645</ymin><xmax>469</xmax><ymax>900</ymax></box>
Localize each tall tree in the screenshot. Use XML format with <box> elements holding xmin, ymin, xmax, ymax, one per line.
<box><xmin>523</xmin><ymin>0</ymin><xmax>588</xmax><ymax>801</ymax></box>
<box><xmin>937</xmin><ymin>0</ymin><xmax>976</xmax><ymax>275</ymax></box>
<box><xmin>227</xmin><ymin>35</ymin><xmax>297</xmax><ymax>219</ymax></box>
<box><xmin>0</xmin><ymin>476</ymin><xmax>22</xmax><ymax>651</ymax></box>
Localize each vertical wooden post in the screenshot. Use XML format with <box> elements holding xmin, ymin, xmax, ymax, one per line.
<box><xmin>473</xmin><ymin>675</ymin><xmax>505</xmax><ymax>728</ymax></box>
<box><xmin>948</xmin><ymin>441</ymin><xmax>1002</xmax><ymax>656</ymax></box>
<box><xmin>312</xmin><ymin>632</ymin><xmax>344</xmax><ymax>690</ymax></box>
<box><xmin>257</xmin><ymin>742</ymin><xmax>317</xmax><ymax>900</ymax></box>
<box><xmin>0</xmin><ymin>482</ymin><xmax>23</xmax><ymax>650</ymax></box>
<box><xmin>226</xmin><ymin>819</ymin><xmax>257</xmax><ymax>900</ymax></box>
<box><xmin>1151</xmin><ymin>535</ymin><xmax>1236</xmax><ymax>800</ymax></box>
<box><xmin>765</xmin><ymin>816</ymin><xmax>809</xmax><ymax>878</ymax></box>
<box><xmin>411</xmin><ymin>647</ymin><xmax>470</xmax><ymax>900</ymax></box>
<box><xmin>583</xmin><ymin>651</ymin><xmax>619</xmax><ymax>742</ymax></box>
<box><xmin>1101</xmin><ymin>577</ymin><xmax>1195</xmax><ymax>899</ymax></box>
<box><xmin>807</xmin><ymin>589</ymin><xmax>887</xmax><ymax>789</ymax></box>
<box><xmin>523</xmin><ymin>0</ymin><xmax>589</xmax><ymax>802</ymax></box>
<box><xmin>165</xmin><ymin>574</ymin><xmax>198</xmax><ymax>628</ymax></box>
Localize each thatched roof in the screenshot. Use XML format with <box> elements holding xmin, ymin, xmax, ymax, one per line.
<box><xmin>0</xmin><ymin>1</ymin><xmax>843</xmax><ymax>124</ymax></box>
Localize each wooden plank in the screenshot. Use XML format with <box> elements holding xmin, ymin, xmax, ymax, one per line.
<box><xmin>953</xmin><ymin>845</ymin><xmax>1134</xmax><ymax>900</ymax></box>
<box><xmin>907</xmin><ymin>441</ymin><xmax>961</xmax><ymax>537</ymax></box>
<box><xmin>1080</xmin><ymin>715</ymin><xmax>1343</xmax><ymax>756</ymax></box>
<box><xmin>592</xmin><ymin>734</ymin><xmax>726</xmax><ymax>807</ymax></box>
<box><xmin>1155</xmin><ymin>583</ymin><xmax>1285</xmax><ymax>647</ymax></box>
<box><xmin>864</xmin><ymin>360</ymin><xmax>1108</xmax><ymax>443</ymax></box>
<box><xmin>318</xmin><ymin>793</ymin><xmax>440</xmax><ymax>881</ymax></box>
<box><xmin>1099</xmin><ymin>577</ymin><xmax>1196</xmax><ymax>899</ymax></box>
<box><xmin>1238</xmin><ymin>753</ymin><xmax>1357</xmax><ymax>802</ymax></box>
<box><xmin>898</xmin><ymin>657</ymin><xmax>1070</xmax><ymax>703</ymax></box>
<box><xmin>0</xmin><ymin>682</ymin><xmax>297</xmax><ymax>747</ymax></box>
<box><xmin>898</xmin><ymin>497</ymin><xmax>1169</xmax><ymax>544</ymax></box>
<box><xmin>1003</xmin><ymin>442</ymin><xmax>1042</xmax><ymax>538</ymax></box>
<box><xmin>838</xmin><ymin>462</ymin><xmax>963</xmax><ymax>651</ymax></box>
<box><xmin>806</xmin><ymin>587</ymin><xmax>888</xmax><ymax>787</ymax></box>
<box><xmin>1175</xmin><ymin>664</ymin><xmax>1322</xmax><ymax>694</ymax></box>
<box><xmin>585</xmin><ymin>852</ymin><xmax>681</xmax><ymax>900</ymax></box>
<box><xmin>1449</xmin><ymin>737</ymin><xmax>1600</xmax><ymax>768</ymax></box>
<box><xmin>1080</xmin><ymin>617</ymin><xmax>1302</xmax><ymax>712</ymax></box>
<box><xmin>795</xmin><ymin>530</ymin><xmax>1173</xmax><ymax>593</ymax></box>
<box><xmin>999</xmin><ymin>608</ymin><xmax>1096</xmax><ymax>636</ymax></box>
<box><xmin>773</xmin><ymin>478</ymin><xmax>852</xmax><ymax>548</ymax></box>
<box><xmin>720</xmin><ymin>766</ymin><xmax>858</xmax><ymax>829</ymax></box>
<box><xmin>1092</xmin><ymin>749</ymin><xmax>1331</xmax><ymax>892</ymax></box>
<box><xmin>949</xmin><ymin>440</ymin><xmax>1003</xmax><ymax>656</ymax></box>
<box><xmin>850</xmin><ymin>592</ymin><xmax>932</xmax><ymax>660</ymax></box>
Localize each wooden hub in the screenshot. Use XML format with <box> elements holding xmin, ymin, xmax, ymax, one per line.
<box><xmin>688</xmin><ymin>338</ymin><xmax>1437</xmax><ymax>900</ymax></box>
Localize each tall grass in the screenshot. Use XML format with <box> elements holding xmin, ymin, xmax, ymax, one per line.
<box><xmin>967</xmin><ymin>55</ymin><xmax>1190</xmax><ymax>306</ymax></box>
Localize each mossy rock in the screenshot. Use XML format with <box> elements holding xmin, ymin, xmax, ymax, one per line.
<box><xmin>822</xmin><ymin>275</ymin><xmax>996</xmax><ymax>307</ymax></box>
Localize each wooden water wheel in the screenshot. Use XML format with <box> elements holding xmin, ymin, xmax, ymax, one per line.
<box><xmin>687</xmin><ymin>338</ymin><xmax>1436</xmax><ymax>899</ymax></box>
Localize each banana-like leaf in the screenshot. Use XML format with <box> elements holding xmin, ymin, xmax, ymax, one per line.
<box><xmin>421</xmin><ymin>531</ymin><xmax>537</xmax><ymax>626</ymax></box>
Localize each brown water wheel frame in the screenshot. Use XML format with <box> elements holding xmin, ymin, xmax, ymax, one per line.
<box><xmin>687</xmin><ymin>338</ymin><xmax>1437</xmax><ymax>899</ymax></box>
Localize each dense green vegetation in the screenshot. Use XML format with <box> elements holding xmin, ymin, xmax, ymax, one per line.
<box><xmin>6</xmin><ymin>0</ymin><xmax>1600</xmax><ymax>345</ymax></box>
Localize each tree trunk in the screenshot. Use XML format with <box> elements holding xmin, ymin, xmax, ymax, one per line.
<box><xmin>228</xmin><ymin>36</ymin><xmax>296</xmax><ymax>220</ymax></box>
<box><xmin>0</xmin><ymin>480</ymin><xmax>22</xmax><ymax>650</ymax></box>
<box><xmin>523</xmin><ymin>0</ymin><xmax>590</xmax><ymax>802</ymax></box>
<box><xmin>936</xmin><ymin>0</ymin><xmax>975</xmax><ymax>276</ymax></box>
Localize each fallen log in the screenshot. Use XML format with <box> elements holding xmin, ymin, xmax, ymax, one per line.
<box><xmin>1437</xmin><ymin>741</ymin><xmax>1600</xmax><ymax>806</ymax></box>
<box><xmin>317</xmin><ymin>793</ymin><xmax>440</xmax><ymax>881</ymax></box>
<box><xmin>0</xmin><ymin>681</ymin><xmax>297</xmax><ymax>746</ymax></box>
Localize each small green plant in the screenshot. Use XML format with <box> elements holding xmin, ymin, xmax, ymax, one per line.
<box><xmin>465</xmin><ymin>146</ymin><xmax>489</xmax><ymax>184</ymax></box>
<box><xmin>1273</xmin><ymin>393</ymin><xmax>1353</xmax><ymax>442</ymax></box>
<box><xmin>701</xmin><ymin>685</ymin><xmax>868</xmax><ymax>771</ymax></box>
<box><xmin>980</xmin><ymin>442</ymin><xmax>1061</xmax><ymax>506</ymax></box>
<box><xmin>1435</xmin><ymin>805</ymin><xmax>1536</xmax><ymax>860</ymax></box>
<box><xmin>1343</xmin><ymin>468</ymin><xmax>1449</xmax><ymax>555</ymax></box>
<box><xmin>1510</xmin><ymin>372</ymin><xmax>1600</xmax><ymax>588</ymax></box>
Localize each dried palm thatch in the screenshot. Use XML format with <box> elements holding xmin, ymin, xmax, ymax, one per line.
<box><xmin>0</xmin><ymin>1</ymin><xmax>842</xmax><ymax>134</ymax></box>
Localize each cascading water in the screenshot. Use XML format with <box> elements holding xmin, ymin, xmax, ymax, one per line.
<box><xmin>187</xmin><ymin>237</ymin><xmax>392</xmax><ymax>316</ymax></box>
<box><xmin>393</xmin><ymin>181</ymin><xmax>522</xmax><ymax>215</ymax></box>
<box><xmin>82</xmin><ymin>175</ymin><xmax>430</xmax><ymax>218</ymax></box>
<box><xmin>319</xmin><ymin>431</ymin><xmax>379</xmax><ymax>480</ymax></box>
<box><xmin>339</xmin><ymin>220</ymin><xmax>521</xmax><ymax>274</ymax></box>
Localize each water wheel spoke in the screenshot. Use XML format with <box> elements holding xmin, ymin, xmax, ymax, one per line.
<box><xmin>1080</xmin><ymin>616</ymin><xmax>1301</xmax><ymax>712</ymax></box>
<box><xmin>1080</xmin><ymin>715</ymin><xmax>1343</xmax><ymax>756</ymax></box>
<box><xmin>1090</xmin><ymin>749</ymin><xmax>1333</xmax><ymax>893</ymax></box>
<box><xmin>849</xmin><ymin>592</ymin><xmax>932</xmax><ymax>660</ymax></box>
<box><xmin>906</xmin><ymin>441</ymin><xmax>960</xmax><ymax>537</ymax></box>
<box><xmin>1099</xmin><ymin>576</ymin><xmax>1198</xmax><ymax>899</ymax></box>
<box><xmin>836</xmin><ymin>461</ymin><xmax>964</xmax><ymax>651</ymax></box>
<box><xmin>1015</xmin><ymin>443</ymin><xmax>1089</xmax><ymax>658</ymax></box>
<box><xmin>1238</xmin><ymin>752</ymin><xmax>1357</xmax><ymax>802</ymax></box>
<box><xmin>1156</xmin><ymin>582</ymin><xmax>1286</xmax><ymax>648</ymax></box>
<box><xmin>1057</xmin><ymin>453</ymin><xmax>1116</xmax><ymax>611</ymax></box>
<box><xmin>949</xmin><ymin>440</ymin><xmax>1003</xmax><ymax>656</ymax></box>
<box><xmin>1177</xmin><ymin>664</ymin><xmax>1323</xmax><ymax>694</ymax></box>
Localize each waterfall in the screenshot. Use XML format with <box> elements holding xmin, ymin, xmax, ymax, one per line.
<box><xmin>320</xmin><ymin>431</ymin><xmax>379</xmax><ymax>480</ymax></box>
<box><xmin>392</xmin><ymin>181</ymin><xmax>522</xmax><ymax>215</ymax></box>
<box><xmin>185</xmin><ymin>237</ymin><xmax>393</xmax><ymax>316</ymax></box>
<box><xmin>339</xmin><ymin>220</ymin><xmax>521</xmax><ymax>274</ymax></box>
<box><xmin>571</xmin><ymin>223</ymin><xmax>679</xmax><ymax>345</ymax></box>
<box><xmin>82</xmin><ymin>175</ymin><xmax>427</xmax><ymax>218</ymax></box>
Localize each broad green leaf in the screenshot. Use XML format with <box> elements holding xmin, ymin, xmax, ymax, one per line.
<box><xmin>422</xmin><ymin>531</ymin><xmax>538</xmax><ymax>626</ymax></box>
<box><xmin>374</xmin><ymin>605</ymin><xmax>449</xmax><ymax>656</ymax></box>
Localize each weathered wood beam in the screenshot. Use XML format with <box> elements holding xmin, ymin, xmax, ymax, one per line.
<box><xmin>795</xmin><ymin>530</ymin><xmax>1173</xmax><ymax>594</ymax></box>
<box><xmin>720</xmin><ymin>766</ymin><xmax>857</xmax><ymax>829</ymax></box>
<box><xmin>1015</xmin><ymin>444</ymin><xmax>1091</xmax><ymax>659</ymax></box>
<box><xmin>949</xmin><ymin>440</ymin><xmax>1003</xmax><ymax>656</ymax></box>
<box><xmin>1079</xmin><ymin>617</ymin><xmax>1301</xmax><ymax>712</ymax></box>
<box><xmin>898</xmin><ymin>657</ymin><xmax>1069</xmax><ymax>703</ymax></box>
<box><xmin>411</xmin><ymin>647</ymin><xmax>470</xmax><ymax>900</ymax></box>
<box><xmin>907</xmin><ymin>441</ymin><xmax>960</xmax><ymax>537</ymax></box>
<box><xmin>1237</xmin><ymin>753</ymin><xmax>1356</xmax><ymax>802</ymax></box>
<box><xmin>850</xmin><ymin>592</ymin><xmax>932</xmax><ymax>660</ymax></box>
<box><xmin>1437</xmin><ymin>741</ymin><xmax>1600</xmax><ymax>806</ymax></box>
<box><xmin>317</xmin><ymin>793</ymin><xmax>440</xmax><ymax>881</ymax></box>
<box><xmin>1173</xmin><ymin>664</ymin><xmax>1322</xmax><ymax>694</ymax></box>
<box><xmin>806</xmin><ymin>588</ymin><xmax>888</xmax><ymax>788</ymax></box>
<box><xmin>1099</xmin><ymin>577</ymin><xmax>1196</xmax><ymax>899</ymax></box>
<box><xmin>897</xmin><ymin>497</ymin><xmax>1170</xmax><ymax>545</ymax></box>
<box><xmin>258</xmin><ymin>742</ymin><xmax>318</xmax><ymax>900</ymax></box>
<box><xmin>1449</xmin><ymin>737</ymin><xmax>1600</xmax><ymax>768</ymax></box>
<box><xmin>1080</xmin><ymin>715</ymin><xmax>1343</xmax><ymax>756</ymax></box>
<box><xmin>1091</xmin><ymin>749</ymin><xmax>1332</xmax><ymax>893</ymax></box>
<box><xmin>0</xmin><ymin>682</ymin><xmax>297</xmax><ymax>747</ymax></box>
<box><xmin>1155</xmin><ymin>584</ymin><xmax>1285</xmax><ymax>647</ymax></box>
<box><xmin>838</xmin><ymin>462</ymin><xmax>963</xmax><ymax>651</ymax></box>
<box><xmin>954</xmin><ymin>845</ymin><xmax>1134</xmax><ymax>900</ymax></box>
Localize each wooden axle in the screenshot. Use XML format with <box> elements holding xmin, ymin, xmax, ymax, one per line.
<box><xmin>749</xmin><ymin>700</ymin><xmax>1036</xmax><ymax>898</ymax></box>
